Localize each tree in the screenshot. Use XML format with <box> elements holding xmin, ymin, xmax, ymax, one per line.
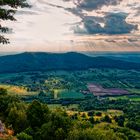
<box><xmin>0</xmin><ymin>87</ymin><xmax>7</xmax><ymax>95</ymax></box>
<box><xmin>39</xmin><ymin>111</ymin><xmax>72</xmax><ymax>140</ymax></box>
<box><xmin>81</xmin><ymin>113</ymin><xmax>87</xmax><ymax>118</ymax></box>
<box><xmin>95</xmin><ymin>112</ymin><xmax>102</xmax><ymax>116</ymax></box>
<box><xmin>67</xmin><ymin>128</ymin><xmax>121</xmax><ymax>140</ymax></box>
<box><xmin>0</xmin><ymin>95</ymin><xmax>20</xmax><ymax>116</ymax></box>
<box><xmin>89</xmin><ymin>117</ymin><xmax>95</xmax><ymax>124</ymax></box>
<box><xmin>38</xmin><ymin>90</ymin><xmax>46</xmax><ymax>97</ymax></box>
<box><xmin>103</xmin><ymin>115</ymin><xmax>112</xmax><ymax>123</ymax></box>
<box><xmin>6</xmin><ymin>102</ymin><xmax>29</xmax><ymax>133</ymax></box>
<box><xmin>114</xmin><ymin>115</ymin><xmax>125</xmax><ymax>127</ymax></box>
<box><xmin>88</xmin><ymin>111</ymin><xmax>94</xmax><ymax>117</ymax></box>
<box><xmin>17</xmin><ymin>132</ymin><xmax>33</xmax><ymax>140</ymax></box>
<box><xmin>55</xmin><ymin>128</ymin><xmax>65</xmax><ymax>140</ymax></box>
<box><xmin>27</xmin><ymin>100</ymin><xmax>49</xmax><ymax>128</ymax></box>
<box><xmin>126</xmin><ymin>121</ymin><xmax>140</xmax><ymax>132</ymax></box>
<box><xmin>0</xmin><ymin>0</ymin><xmax>30</xmax><ymax>44</ymax></box>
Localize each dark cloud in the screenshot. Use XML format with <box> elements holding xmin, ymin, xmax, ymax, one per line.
<box><xmin>105</xmin><ymin>39</ymin><xmax>116</xmax><ymax>43</ymax></box>
<box><xmin>66</xmin><ymin>7</ymin><xmax>83</xmax><ymax>18</ymax></box>
<box><xmin>46</xmin><ymin>1</ymin><xmax>138</xmax><ymax>35</ymax></box>
<box><xmin>74</xmin><ymin>13</ymin><xmax>138</xmax><ymax>34</ymax></box>
<box><xmin>128</xmin><ymin>38</ymin><xmax>138</xmax><ymax>42</ymax></box>
<box><xmin>63</xmin><ymin>0</ymin><xmax>123</xmax><ymax>11</ymax></box>
<box><xmin>78</xmin><ymin>0</ymin><xmax>122</xmax><ymax>11</ymax></box>
<box><xmin>104</xmin><ymin>13</ymin><xmax>138</xmax><ymax>34</ymax></box>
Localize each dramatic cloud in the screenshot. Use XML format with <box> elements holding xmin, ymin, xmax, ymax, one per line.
<box><xmin>37</xmin><ymin>0</ymin><xmax>138</xmax><ymax>35</ymax></box>
<box><xmin>62</xmin><ymin>0</ymin><xmax>138</xmax><ymax>35</ymax></box>
<box><xmin>78</xmin><ymin>0</ymin><xmax>123</xmax><ymax>11</ymax></box>
<box><xmin>74</xmin><ymin>12</ymin><xmax>138</xmax><ymax>34</ymax></box>
<box><xmin>64</xmin><ymin>0</ymin><xmax>122</xmax><ymax>11</ymax></box>
<box><xmin>1</xmin><ymin>0</ymin><xmax>140</xmax><ymax>52</ymax></box>
<box><xmin>104</xmin><ymin>13</ymin><xmax>138</xmax><ymax>34</ymax></box>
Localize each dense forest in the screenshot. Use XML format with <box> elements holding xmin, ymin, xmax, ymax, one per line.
<box><xmin>0</xmin><ymin>87</ymin><xmax>140</xmax><ymax>140</ymax></box>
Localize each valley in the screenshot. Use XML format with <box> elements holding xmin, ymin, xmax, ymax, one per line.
<box><xmin>0</xmin><ymin>54</ymin><xmax>140</xmax><ymax>140</ymax></box>
<box><xmin>1</xmin><ymin>0</ymin><xmax>140</xmax><ymax>139</ymax></box>
<box><xmin>0</xmin><ymin>68</ymin><xmax>140</xmax><ymax>104</ymax></box>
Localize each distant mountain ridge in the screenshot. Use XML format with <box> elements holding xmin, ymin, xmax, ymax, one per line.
<box><xmin>0</xmin><ymin>52</ymin><xmax>140</xmax><ymax>73</ymax></box>
<box><xmin>84</xmin><ymin>52</ymin><xmax>140</xmax><ymax>63</ymax></box>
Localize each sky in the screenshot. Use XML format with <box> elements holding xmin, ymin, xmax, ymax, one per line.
<box><xmin>1</xmin><ymin>0</ymin><xmax>140</xmax><ymax>52</ymax></box>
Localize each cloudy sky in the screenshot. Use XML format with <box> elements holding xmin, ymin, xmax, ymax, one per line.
<box><xmin>1</xmin><ymin>0</ymin><xmax>140</xmax><ymax>52</ymax></box>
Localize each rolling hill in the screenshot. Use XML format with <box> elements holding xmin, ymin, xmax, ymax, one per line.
<box><xmin>84</xmin><ymin>52</ymin><xmax>140</xmax><ymax>63</ymax></box>
<box><xmin>0</xmin><ymin>52</ymin><xmax>140</xmax><ymax>73</ymax></box>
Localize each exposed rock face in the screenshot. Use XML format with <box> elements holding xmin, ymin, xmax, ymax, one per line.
<box><xmin>0</xmin><ymin>120</ymin><xmax>5</xmax><ymax>133</ymax></box>
<box><xmin>0</xmin><ymin>121</ymin><xmax>15</xmax><ymax>139</ymax></box>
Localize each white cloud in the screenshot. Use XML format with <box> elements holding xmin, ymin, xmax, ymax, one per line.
<box><xmin>1</xmin><ymin>0</ymin><xmax>140</xmax><ymax>52</ymax></box>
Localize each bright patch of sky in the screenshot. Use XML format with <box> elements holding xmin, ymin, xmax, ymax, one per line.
<box><xmin>1</xmin><ymin>0</ymin><xmax>140</xmax><ymax>52</ymax></box>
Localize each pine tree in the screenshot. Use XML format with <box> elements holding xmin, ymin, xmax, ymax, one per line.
<box><xmin>0</xmin><ymin>0</ymin><xmax>30</xmax><ymax>44</ymax></box>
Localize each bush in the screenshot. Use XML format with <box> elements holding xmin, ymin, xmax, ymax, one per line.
<box><xmin>17</xmin><ymin>132</ymin><xmax>33</xmax><ymax>140</ymax></box>
<box><xmin>0</xmin><ymin>88</ymin><xmax>7</xmax><ymax>95</ymax></box>
<box><xmin>95</xmin><ymin>112</ymin><xmax>102</xmax><ymax>116</ymax></box>
<box><xmin>126</xmin><ymin>121</ymin><xmax>140</xmax><ymax>132</ymax></box>
<box><xmin>88</xmin><ymin>111</ymin><xmax>94</xmax><ymax>116</ymax></box>
<box><xmin>102</xmin><ymin>115</ymin><xmax>112</xmax><ymax>123</ymax></box>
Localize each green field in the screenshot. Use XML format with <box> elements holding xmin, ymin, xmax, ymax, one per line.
<box><xmin>127</xmin><ymin>88</ymin><xmax>140</xmax><ymax>94</ymax></box>
<box><xmin>109</xmin><ymin>95</ymin><xmax>140</xmax><ymax>101</ymax></box>
<box><xmin>58</xmin><ymin>90</ymin><xmax>85</xmax><ymax>99</ymax></box>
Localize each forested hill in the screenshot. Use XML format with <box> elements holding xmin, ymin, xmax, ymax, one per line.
<box><xmin>0</xmin><ymin>52</ymin><xmax>140</xmax><ymax>73</ymax></box>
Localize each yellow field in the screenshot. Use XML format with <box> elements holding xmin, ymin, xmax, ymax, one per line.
<box><xmin>0</xmin><ymin>84</ymin><xmax>37</xmax><ymax>96</ymax></box>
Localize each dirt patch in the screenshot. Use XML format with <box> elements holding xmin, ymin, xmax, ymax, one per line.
<box><xmin>88</xmin><ymin>83</ymin><xmax>129</xmax><ymax>96</ymax></box>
